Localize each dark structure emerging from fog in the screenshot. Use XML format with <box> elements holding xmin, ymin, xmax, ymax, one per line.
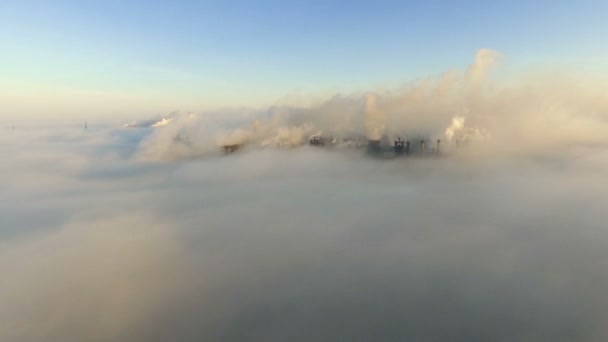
<box><xmin>306</xmin><ymin>134</ymin><xmax>445</xmax><ymax>158</ymax></box>
<box><xmin>394</xmin><ymin>138</ymin><xmax>405</xmax><ymax>155</ymax></box>
<box><xmin>220</xmin><ymin>134</ymin><xmax>446</xmax><ymax>157</ymax></box>
<box><xmin>364</xmin><ymin>136</ymin><xmax>443</xmax><ymax>158</ymax></box>
<box><xmin>309</xmin><ymin>136</ymin><xmax>325</xmax><ymax>146</ymax></box>
<box><xmin>221</xmin><ymin>144</ymin><xmax>240</xmax><ymax>154</ymax></box>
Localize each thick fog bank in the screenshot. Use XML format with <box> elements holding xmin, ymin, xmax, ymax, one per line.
<box><xmin>2</xmin><ymin>49</ymin><xmax>608</xmax><ymax>341</ymax></box>
<box><xmin>1</xmin><ymin>126</ymin><xmax>608</xmax><ymax>341</ymax></box>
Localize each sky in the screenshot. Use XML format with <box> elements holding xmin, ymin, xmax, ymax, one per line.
<box><xmin>1</xmin><ymin>3</ymin><xmax>608</xmax><ymax>338</ymax></box>
<box><xmin>1</xmin><ymin>0</ymin><xmax>607</xmax><ymax>119</ymax></box>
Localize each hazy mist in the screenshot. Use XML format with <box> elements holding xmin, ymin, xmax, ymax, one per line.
<box><xmin>1</xmin><ymin>50</ymin><xmax>608</xmax><ymax>341</ymax></box>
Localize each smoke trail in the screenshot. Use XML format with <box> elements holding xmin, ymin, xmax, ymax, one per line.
<box><xmin>465</xmin><ymin>48</ymin><xmax>503</xmax><ymax>85</ymax></box>
<box><xmin>364</xmin><ymin>93</ymin><xmax>385</xmax><ymax>140</ymax></box>
<box><xmin>445</xmin><ymin>116</ymin><xmax>465</xmax><ymax>141</ymax></box>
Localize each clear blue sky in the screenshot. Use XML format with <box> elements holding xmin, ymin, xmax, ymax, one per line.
<box><xmin>1</xmin><ymin>0</ymin><xmax>606</xmax><ymax>119</ymax></box>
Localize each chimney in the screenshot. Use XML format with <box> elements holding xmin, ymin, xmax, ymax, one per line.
<box><xmin>394</xmin><ymin>137</ymin><xmax>404</xmax><ymax>155</ymax></box>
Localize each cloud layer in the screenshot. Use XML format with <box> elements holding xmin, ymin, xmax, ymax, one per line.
<box><xmin>1</xmin><ymin>50</ymin><xmax>608</xmax><ymax>341</ymax></box>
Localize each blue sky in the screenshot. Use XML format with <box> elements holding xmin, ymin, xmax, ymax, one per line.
<box><xmin>1</xmin><ymin>0</ymin><xmax>606</xmax><ymax>119</ymax></box>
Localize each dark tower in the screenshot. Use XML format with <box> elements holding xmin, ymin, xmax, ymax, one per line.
<box><xmin>436</xmin><ymin>139</ymin><xmax>441</xmax><ymax>154</ymax></box>
<box><xmin>309</xmin><ymin>136</ymin><xmax>324</xmax><ymax>146</ymax></box>
<box><xmin>405</xmin><ymin>140</ymin><xmax>410</xmax><ymax>155</ymax></box>
<box><xmin>394</xmin><ymin>137</ymin><xmax>404</xmax><ymax>155</ymax></box>
<box><xmin>420</xmin><ymin>140</ymin><xmax>425</xmax><ymax>154</ymax></box>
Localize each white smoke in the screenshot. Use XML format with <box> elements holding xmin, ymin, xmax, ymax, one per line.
<box><xmin>124</xmin><ymin>49</ymin><xmax>607</xmax><ymax>162</ymax></box>
<box><xmin>445</xmin><ymin>116</ymin><xmax>465</xmax><ymax>141</ymax></box>
<box><xmin>465</xmin><ymin>48</ymin><xmax>504</xmax><ymax>85</ymax></box>
<box><xmin>364</xmin><ymin>92</ymin><xmax>385</xmax><ymax>140</ymax></box>
<box><xmin>151</xmin><ymin>117</ymin><xmax>173</xmax><ymax>127</ymax></box>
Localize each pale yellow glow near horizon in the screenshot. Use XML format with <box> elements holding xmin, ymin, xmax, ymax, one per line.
<box><xmin>3</xmin><ymin>56</ymin><xmax>607</xmax><ymax>122</ymax></box>
<box><xmin>0</xmin><ymin>81</ymin><xmax>283</xmax><ymax>121</ymax></box>
<box><xmin>0</xmin><ymin>79</ymin><xmax>362</xmax><ymax>121</ymax></box>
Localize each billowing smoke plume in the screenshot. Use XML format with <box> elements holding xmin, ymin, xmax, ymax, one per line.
<box><xmin>364</xmin><ymin>92</ymin><xmax>385</xmax><ymax>140</ymax></box>
<box><xmin>445</xmin><ymin>116</ymin><xmax>465</xmax><ymax>141</ymax></box>
<box><xmin>127</xmin><ymin>49</ymin><xmax>608</xmax><ymax>161</ymax></box>
<box><xmin>465</xmin><ymin>48</ymin><xmax>503</xmax><ymax>85</ymax></box>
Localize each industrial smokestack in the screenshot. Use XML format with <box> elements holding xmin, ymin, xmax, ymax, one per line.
<box><xmin>420</xmin><ymin>140</ymin><xmax>425</xmax><ymax>154</ymax></box>
<box><xmin>406</xmin><ymin>141</ymin><xmax>410</xmax><ymax>155</ymax></box>
<box><xmin>309</xmin><ymin>136</ymin><xmax>324</xmax><ymax>146</ymax></box>
<box><xmin>394</xmin><ymin>138</ymin><xmax>404</xmax><ymax>155</ymax></box>
<box><xmin>437</xmin><ymin>139</ymin><xmax>441</xmax><ymax>154</ymax></box>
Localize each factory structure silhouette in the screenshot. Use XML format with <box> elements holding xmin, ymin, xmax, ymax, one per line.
<box><xmin>220</xmin><ymin>133</ymin><xmax>451</xmax><ymax>158</ymax></box>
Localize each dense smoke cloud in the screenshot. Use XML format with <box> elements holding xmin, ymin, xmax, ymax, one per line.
<box><xmin>128</xmin><ymin>49</ymin><xmax>608</xmax><ymax>162</ymax></box>
<box><xmin>1</xmin><ymin>50</ymin><xmax>608</xmax><ymax>341</ymax></box>
<box><xmin>465</xmin><ymin>48</ymin><xmax>503</xmax><ymax>85</ymax></box>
